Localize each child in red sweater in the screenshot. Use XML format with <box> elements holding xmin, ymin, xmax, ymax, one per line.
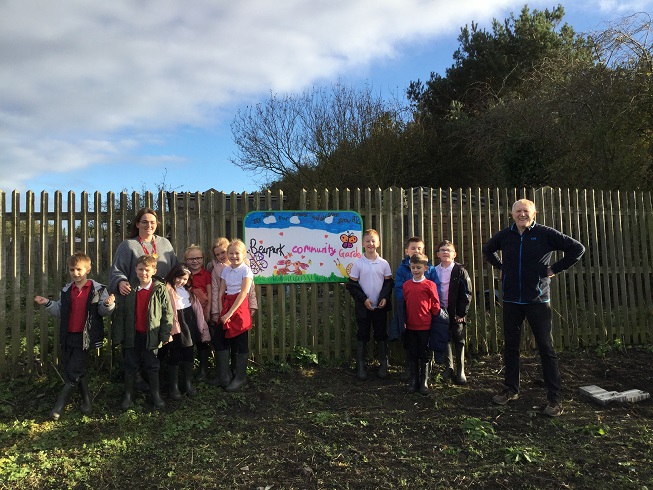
<box><xmin>403</xmin><ymin>252</ymin><xmax>440</xmax><ymax>395</ymax></box>
<box><xmin>184</xmin><ymin>244</ymin><xmax>213</xmax><ymax>380</ymax></box>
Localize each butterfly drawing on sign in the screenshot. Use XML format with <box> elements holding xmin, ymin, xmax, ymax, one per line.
<box><xmin>248</xmin><ymin>251</ymin><xmax>268</xmax><ymax>274</ymax></box>
<box><xmin>340</xmin><ymin>232</ymin><xmax>358</xmax><ymax>249</ymax></box>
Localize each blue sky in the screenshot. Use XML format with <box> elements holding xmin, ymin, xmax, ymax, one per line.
<box><xmin>2</xmin><ymin>0</ymin><xmax>651</xmax><ymax>195</ymax></box>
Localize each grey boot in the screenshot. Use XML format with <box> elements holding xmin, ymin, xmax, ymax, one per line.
<box><xmin>209</xmin><ymin>350</ymin><xmax>233</xmax><ymax>388</ymax></box>
<box><xmin>454</xmin><ymin>343</ymin><xmax>467</xmax><ymax>385</ymax></box>
<box><xmin>225</xmin><ymin>353</ymin><xmax>249</xmax><ymax>392</ymax></box>
<box><xmin>78</xmin><ymin>377</ymin><xmax>92</xmax><ymax>415</ymax></box>
<box><xmin>197</xmin><ymin>348</ymin><xmax>210</xmax><ymax>381</ymax></box>
<box><xmin>356</xmin><ymin>341</ymin><xmax>368</xmax><ymax>380</ymax></box>
<box><xmin>377</xmin><ymin>341</ymin><xmax>388</xmax><ymax>379</ymax></box>
<box><xmin>442</xmin><ymin>343</ymin><xmax>454</xmax><ymax>381</ymax></box>
<box><xmin>148</xmin><ymin>372</ymin><xmax>166</xmax><ymax>409</ymax></box>
<box><xmin>51</xmin><ymin>382</ymin><xmax>76</xmax><ymax>420</ymax></box>
<box><xmin>121</xmin><ymin>373</ymin><xmax>135</xmax><ymax>411</ymax></box>
<box><xmin>418</xmin><ymin>362</ymin><xmax>430</xmax><ymax>396</ymax></box>
<box><xmin>406</xmin><ymin>362</ymin><xmax>418</xmax><ymax>393</ymax></box>
<box><xmin>167</xmin><ymin>365</ymin><xmax>182</xmax><ymax>401</ymax></box>
<box><xmin>182</xmin><ymin>362</ymin><xmax>198</xmax><ymax>397</ymax></box>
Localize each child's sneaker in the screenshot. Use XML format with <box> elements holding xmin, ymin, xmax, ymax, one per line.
<box><xmin>544</xmin><ymin>402</ymin><xmax>563</xmax><ymax>417</ymax></box>
<box><xmin>492</xmin><ymin>388</ymin><xmax>519</xmax><ymax>405</ymax></box>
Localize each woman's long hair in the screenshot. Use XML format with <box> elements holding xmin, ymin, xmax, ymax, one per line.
<box><xmin>128</xmin><ymin>207</ymin><xmax>159</xmax><ymax>238</ymax></box>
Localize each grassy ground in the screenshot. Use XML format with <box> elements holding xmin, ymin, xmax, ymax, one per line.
<box><xmin>1</xmin><ymin>346</ymin><xmax>652</xmax><ymax>489</ymax></box>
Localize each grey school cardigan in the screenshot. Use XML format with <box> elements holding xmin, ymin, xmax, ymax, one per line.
<box><xmin>108</xmin><ymin>236</ymin><xmax>178</xmax><ymax>294</ymax></box>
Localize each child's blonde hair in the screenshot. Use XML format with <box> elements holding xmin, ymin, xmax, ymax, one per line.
<box><xmin>363</xmin><ymin>228</ymin><xmax>380</xmax><ymax>240</ymax></box>
<box><xmin>228</xmin><ymin>238</ymin><xmax>247</xmax><ymax>255</ymax></box>
<box><xmin>212</xmin><ymin>237</ymin><xmax>230</xmax><ymax>255</ymax></box>
<box><xmin>184</xmin><ymin>244</ymin><xmax>204</xmax><ymax>260</ymax></box>
<box><xmin>67</xmin><ymin>252</ymin><xmax>91</xmax><ymax>269</ymax></box>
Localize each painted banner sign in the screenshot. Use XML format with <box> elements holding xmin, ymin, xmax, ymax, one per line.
<box><xmin>243</xmin><ymin>210</ymin><xmax>363</xmax><ymax>284</ymax></box>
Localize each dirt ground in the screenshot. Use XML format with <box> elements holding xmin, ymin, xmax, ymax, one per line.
<box><xmin>1</xmin><ymin>347</ymin><xmax>652</xmax><ymax>489</ymax></box>
<box><xmin>234</xmin><ymin>347</ymin><xmax>653</xmax><ymax>489</ymax></box>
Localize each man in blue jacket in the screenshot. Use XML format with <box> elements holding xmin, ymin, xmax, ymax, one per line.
<box><xmin>482</xmin><ymin>199</ymin><xmax>585</xmax><ymax>417</ymax></box>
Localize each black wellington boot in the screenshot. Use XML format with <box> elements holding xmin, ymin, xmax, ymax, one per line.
<box><xmin>167</xmin><ymin>365</ymin><xmax>182</xmax><ymax>401</ymax></box>
<box><xmin>356</xmin><ymin>341</ymin><xmax>368</xmax><ymax>380</ymax></box>
<box><xmin>400</xmin><ymin>348</ymin><xmax>411</xmax><ymax>381</ymax></box>
<box><xmin>442</xmin><ymin>343</ymin><xmax>454</xmax><ymax>382</ymax></box>
<box><xmin>454</xmin><ymin>343</ymin><xmax>467</xmax><ymax>385</ymax></box>
<box><xmin>51</xmin><ymin>382</ymin><xmax>76</xmax><ymax>420</ymax></box>
<box><xmin>148</xmin><ymin>372</ymin><xmax>166</xmax><ymax>409</ymax></box>
<box><xmin>197</xmin><ymin>348</ymin><xmax>210</xmax><ymax>382</ymax></box>
<box><xmin>209</xmin><ymin>350</ymin><xmax>233</xmax><ymax>388</ymax></box>
<box><xmin>182</xmin><ymin>362</ymin><xmax>198</xmax><ymax>397</ymax></box>
<box><xmin>418</xmin><ymin>362</ymin><xmax>430</xmax><ymax>396</ymax></box>
<box><xmin>121</xmin><ymin>373</ymin><xmax>135</xmax><ymax>411</ymax></box>
<box><xmin>406</xmin><ymin>362</ymin><xmax>418</xmax><ymax>393</ymax></box>
<box><xmin>78</xmin><ymin>377</ymin><xmax>92</xmax><ymax>415</ymax></box>
<box><xmin>135</xmin><ymin>370</ymin><xmax>149</xmax><ymax>392</ymax></box>
<box><xmin>377</xmin><ymin>341</ymin><xmax>388</xmax><ymax>379</ymax></box>
<box><xmin>225</xmin><ymin>353</ymin><xmax>248</xmax><ymax>392</ymax></box>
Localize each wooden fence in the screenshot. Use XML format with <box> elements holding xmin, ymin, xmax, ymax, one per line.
<box><xmin>1</xmin><ymin>187</ymin><xmax>652</xmax><ymax>377</ymax></box>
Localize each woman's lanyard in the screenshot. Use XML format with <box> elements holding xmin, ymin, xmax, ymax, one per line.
<box><xmin>138</xmin><ymin>236</ymin><xmax>158</xmax><ymax>259</ymax></box>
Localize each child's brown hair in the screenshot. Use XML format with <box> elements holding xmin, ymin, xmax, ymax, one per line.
<box><xmin>67</xmin><ymin>252</ymin><xmax>91</xmax><ymax>269</ymax></box>
<box><xmin>437</xmin><ymin>239</ymin><xmax>456</xmax><ymax>251</ymax></box>
<box><xmin>136</xmin><ymin>255</ymin><xmax>157</xmax><ymax>268</ymax></box>
<box><xmin>410</xmin><ymin>252</ymin><xmax>428</xmax><ymax>265</ymax></box>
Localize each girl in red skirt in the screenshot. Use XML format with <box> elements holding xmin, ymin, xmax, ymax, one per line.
<box><xmin>216</xmin><ymin>239</ymin><xmax>254</xmax><ymax>391</ymax></box>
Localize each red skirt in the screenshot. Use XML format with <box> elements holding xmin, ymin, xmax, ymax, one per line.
<box><xmin>222</xmin><ymin>293</ymin><xmax>253</xmax><ymax>339</ymax></box>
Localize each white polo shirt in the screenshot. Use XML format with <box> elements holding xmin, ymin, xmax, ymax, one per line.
<box><xmin>221</xmin><ymin>263</ymin><xmax>254</xmax><ymax>295</ymax></box>
<box><xmin>349</xmin><ymin>254</ymin><xmax>392</xmax><ymax>307</ymax></box>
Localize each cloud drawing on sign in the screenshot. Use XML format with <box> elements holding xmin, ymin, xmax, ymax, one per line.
<box><xmin>290</xmin><ymin>216</ymin><xmax>301</xmax><ymax>224</ymax></box>
<box><xmin>263</xmin><ymin>216</ymin><xmax>277</xmax><ymax>224</ymax></box>
<box><xmin>324</xmin><ymin>216</ymin><xmax>334</xmax><ymax>224</ymax></box>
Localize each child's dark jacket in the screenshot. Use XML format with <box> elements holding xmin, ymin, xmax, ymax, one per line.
<box><xmin>346</xmin><ymin>277</ymin><xmax>394</xmax><ymax>320</ymax></box>
<box><xmin>44</xmin><ymin>280</ymin><xmax>114</xmax><ymax>350</ymax></box>
<box><xmin>445</xmin><ymin>262</ymin><xmax>472</xmax><ymax>324</ymax></box>
<box><xmin>112</xmin><ymin>278</ymin><xmax>174</xmax><ymax>350</ymax></box>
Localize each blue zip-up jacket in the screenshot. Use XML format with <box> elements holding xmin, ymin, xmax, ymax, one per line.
<box><xmin>482</xmin><ymin>222</ymin><xmax>585</xmax><ymax>304</ymax></box>
<box><xmin>394</xmin><ymin>256</ymin><xmax>439</xmax><ymax>301</ymax></box>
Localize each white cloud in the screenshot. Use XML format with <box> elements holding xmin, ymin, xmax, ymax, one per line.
<box><xmin>597</xmin><ymin>0</ymin><xmax>651</xmax><ymax>13</ymax></box>
<box><xmin>2</xmin><ymin>0</ymin><xmax>642</xmax><ymax>192</ymax></box>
